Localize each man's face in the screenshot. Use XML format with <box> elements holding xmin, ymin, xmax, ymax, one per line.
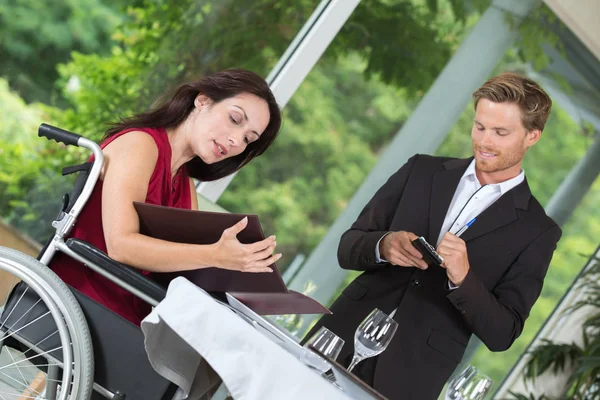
<box><xmin>471</xmin><ymin>99</ymin><xmax>540</xmax><ymax>184</ymax></box>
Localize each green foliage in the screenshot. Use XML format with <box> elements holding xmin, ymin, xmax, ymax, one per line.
<box><xmin>0</xmin><ymin>79</ymin><xmax>72</xmax><ymax>240</ymax></box>
<box><xmin>329</xmin><ymin>0</ymin><xmax>469</xmax><ymax>95</ymax></box>
<box><xmin>220</xmin><ymin>54</ymin><xmax>414</xmax><ymax>265</ymax></box>
<box><xmin>512</xmin><ymin>255</ymin><xmax>600</xmax><ymax>399</ymax></box>
<box><xmin>514</xmin><ymin>4</ymin><xmax>566</xmax><ymax>71</ymax></box>
<box><xmin>508</xmin><ymin>392</ymin><xmax>552</xmax><ymax>400</ymax></box>
<box><xmin>52</xmin><ymin>0</ymin><xmax>475</xmax><ymax>139</ymax></box>
<box><xmin>0</xmin><ymin>0</ymin><xmax>124</xmax><ymax>103</ymax></box>
<box><xmin>216</xmin><ymin>0</ymin><xmax>475</xmax><ymax>264</ymax></box>
<box><xmin>460</xmin><ymin>0</ymin><xmax>565</xmax><ymax>72</ymax></box>
<box><xmin>524</xmin><ymin>339</ymin><xmax>584</xmax><ymax>378</ymax></box>
<box><xmin>57</xmin><ymin>49</ymin><xmax>154</xmax><ymax>139</ymax></box>
<box><xmin>54</xmin><ymin>0</ymin><xmax>323</xmax><ymax>139</ymax></box>
<box><xmin>0</xmin><ymin>77</ymin><xmax>46</xmax><ymax>208</ymax></box>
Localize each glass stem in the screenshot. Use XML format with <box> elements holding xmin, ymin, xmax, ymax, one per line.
<box><xmin>347</xmin><ymin>354</ymin><xmax>363</xmax><ymax>373</ymax></box>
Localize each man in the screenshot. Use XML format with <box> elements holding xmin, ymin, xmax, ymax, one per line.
<box><xmin>305</xmin><ymin>72</ymin><xmax>562</xmax><ymax>399</ymax></box>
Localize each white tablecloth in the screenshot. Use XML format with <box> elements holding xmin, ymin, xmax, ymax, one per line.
<box><xmin>141</xmin><ymin>277</ymin><xmax>353</xmax><ymax>400</ymax></box>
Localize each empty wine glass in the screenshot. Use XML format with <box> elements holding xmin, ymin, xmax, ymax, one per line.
<box><xmin>347</xmin><ymin>308</ymin><xmax>398</xmax><ymax>372</ymax></box>
<box><xmin>445</xmin><ymin>365</ymin><xmax>493</xmax><ymax>400</ymax></box>
<box><xmin>302</xmin><ymin>326</ymin><xmax>345</xmax><ymax>373</ymax></box>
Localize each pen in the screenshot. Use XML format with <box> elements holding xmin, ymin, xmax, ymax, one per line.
<box><xmin>455</xmin><ymin>218</ymin><xmax>476</xmax><ymax>238</ymax></box>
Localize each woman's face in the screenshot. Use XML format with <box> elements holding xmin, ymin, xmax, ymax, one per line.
<box><xmin>190</xmin><ymin>92</ymin><xmax>270</xmax><ymax>164</ymax></box>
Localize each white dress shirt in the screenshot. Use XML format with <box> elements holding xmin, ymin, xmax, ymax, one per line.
<box><xmin>375</xmin><ymin>159</ymin><xmax>525</xmax><ymax>294</ymax></box>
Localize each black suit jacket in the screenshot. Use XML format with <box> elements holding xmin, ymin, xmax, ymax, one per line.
<box><xmin>307</xmin><ymin>155</ymin><xmax>562</xmax><ymax>400</ymax></box>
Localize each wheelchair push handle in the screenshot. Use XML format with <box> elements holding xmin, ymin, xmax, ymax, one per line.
<box><xmin>36</xmin><ymin>123</ymin><xmax>103</xmax><ymax>235</ymax></box>
<box><xmin>39</xmin><ymin>123</ymin><xmax>82</xmax><ymax>147</ymax></box>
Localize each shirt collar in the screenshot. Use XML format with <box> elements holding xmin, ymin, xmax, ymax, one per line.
<box><xmin>461</xmin><ymin>159</ymin><xmax>525</xmax><ymax>195</ymax></box>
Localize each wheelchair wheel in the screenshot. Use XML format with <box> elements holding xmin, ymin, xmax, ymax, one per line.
<box><xmin>0</xmin><ymin>246</ymin><xmax>94</xmax><ymax>400</ymax></box>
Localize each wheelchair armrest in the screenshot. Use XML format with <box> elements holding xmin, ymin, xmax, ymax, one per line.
<box><xmin>66</xmin><ymin>238</ymin><xmax>167</xmax><ymax>304</ymax></box>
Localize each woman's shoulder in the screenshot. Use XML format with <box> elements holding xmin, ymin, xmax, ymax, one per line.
<box><xmin>102</xmin><ymin>127</ymin><xmax>174</xmax><ymax>159</ymax></box>
<box><xmin>102</xmin><ymin>127</ymin><xmax>167</xmax><ymax>149</ymax></box>
<box><xmin>99</xmin><ymin>127</ymin><xmax>171</xmax><ymax>183</ymax></box>
<box><xmin>99</xmin><ymin>130</ymin><xmax>163</xmax><ymax>177</ymax></box>
<box><xmin>105</xmin><ymin>129</ymin><xmax>159</xmax><ymax>154</ymax></box>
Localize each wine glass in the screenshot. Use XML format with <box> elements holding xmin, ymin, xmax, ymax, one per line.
<box><xmin>302</xmin><ymin>326</ymin><xmax>345</xmax><ymax>373</ymax></box>
<box><xmin>445</xmin><ymin>365</ymin><xmax>493</xmax><ymax>400</ymax></box>
<box><xmin>347</xmin><ymin>308</ymin><xmax>398</xmax><ymax>372</ymax></box>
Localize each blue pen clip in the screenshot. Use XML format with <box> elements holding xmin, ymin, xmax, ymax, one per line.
<box><xmin>455</xmin><ymin>217</ymin><xmax>476</xmax><ymax>238</ymax></box>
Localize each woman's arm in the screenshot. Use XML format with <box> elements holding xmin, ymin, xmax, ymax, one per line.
<box><xmin>100</xmin><ymin>131</ymin><xmax>278</xmax><ymax>273</ymax></box>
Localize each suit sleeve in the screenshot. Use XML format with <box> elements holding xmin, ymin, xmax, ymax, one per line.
<box><xmin>447</xmin><ymin>225</ymin><xmax>562</xmax><ymax>351</ymax></box>
<box><xmin>337</xmin><ymin>154</ymin><xmax>419</xmax><ymax>271</ymax></box>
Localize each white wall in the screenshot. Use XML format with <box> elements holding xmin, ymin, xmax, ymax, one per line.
<box><xmin>544</xmin><ymin>0</ymin><xmax>600</xmax><ymax>61</ymax></box>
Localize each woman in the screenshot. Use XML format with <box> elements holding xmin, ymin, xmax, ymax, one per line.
<box><xmin>51</xmin><ymin>68</ymin><xmax>282</xmax><ymax>325</ymax></box>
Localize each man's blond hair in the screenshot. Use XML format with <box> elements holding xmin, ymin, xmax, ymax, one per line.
<box><xmin>473</xmin><ymin>72</ymin><xmax>552</xmax><ymax>132</ymax></box>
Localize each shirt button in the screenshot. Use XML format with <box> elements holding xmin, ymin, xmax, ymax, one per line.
<box><xmin>461</xmin><ymin>310</ymin><xmax>466</xmax><ymax>315</ymax></box>
<box><xmin>411</xmin><ymin>279</ymin><xmax>421</xmax><ymax>287</ymax></box>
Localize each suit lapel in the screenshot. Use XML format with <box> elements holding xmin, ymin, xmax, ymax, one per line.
<box><xmin>459</xmin><ymin>178</ymin><xmax>531</xmax><ymax>242</ymax></box>
<box><xmin>429</xmin><ymin>158</ymin><xmax>532</xmax><ymax>244</ymax></box>
<box><xmin>428</xmin><ymin>158</ymin><xmax>472</xmax><ymax>244</ymax></box>
<box><xmin>458</xmin><ymin>194</ymin><xmax>516</xmax><ymax>242</ymax></box>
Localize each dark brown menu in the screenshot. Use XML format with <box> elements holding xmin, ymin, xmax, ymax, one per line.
<box><xmin>134</xmin><ymin>202</ymin><xmax>330</xmax><ymax>315</ymax></box>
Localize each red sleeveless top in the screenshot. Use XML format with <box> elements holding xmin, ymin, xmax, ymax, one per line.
<box><xmin>51</xmin><ymin>127</ymin><xmax>192</xmax><ymax>325</ymax></box>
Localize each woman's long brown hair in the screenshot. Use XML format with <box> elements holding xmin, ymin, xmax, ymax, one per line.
<box><xmin>105</xmin><ymin>69</ymin><xmax>282</xmax><ymax>181</ymax></box>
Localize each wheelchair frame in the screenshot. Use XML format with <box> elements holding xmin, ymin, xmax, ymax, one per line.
<box><xmin>37</xmin><ymin>124</ymin><xmax>160</xmax><ymax>308</ymax></box>
<box><xmin>0</xmin><ymin>124</ymin><xmax>178</xmax><ymax>400</ymax></box>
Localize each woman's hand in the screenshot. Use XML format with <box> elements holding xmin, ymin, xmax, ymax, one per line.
<box><xmin>212</xmin><ymin>217</ymin><xmax>281</xmax><ymax>273</ymax></box>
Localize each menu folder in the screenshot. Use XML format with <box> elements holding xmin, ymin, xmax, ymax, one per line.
<box><xmin>134</xmin><ymin>202</ymin><xmax>331</xmax><ymax>316</ymax></box>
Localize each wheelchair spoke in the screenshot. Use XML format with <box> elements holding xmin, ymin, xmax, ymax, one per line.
<box><xmin>0</xmin><ymin>370</ymin><xmax>42</xmax><ymax>396</ymax></box>
<box><xmin>24</xmin><ymin>373</ymin><xmax>62</xmax><ymax>384</ymax></box>
<box><xmin>0</xmin><ymin>345</ymin><xmax>62</xmax><ymax>372</ymax></box>
<box><xmin>0</xmin><ymin>285</ymin><xmax>29</xmax><ymax>332</ymax></box>
<box><xmin>32</xmin><ymin>329</ymin><xmax>59</xmax><ymax>350</ymax></box>
<box><xmin>0</xmin><ymin>247</ymin><xmax>95</xmax><ymax>400</ymax></box>
<box><xmin>1</xmin><ymin>311</ymin><xmax>51</xmax><ymax>342</ymax></box>
<box><xmin>5</xmin><ymin>346</ymin><xmax>28</xmax><ymax>389</ymax></box>
<box><xmin>6</xmin><ymin>297</ymin><xmax>43</xmax><ymax>335</ymax></box>
<box><xmin>3</xmin><ymin>348</ymin><xmax>59</xmax><ymax>374</ymax></box>
<box><xmin>1</xmin><ymin>363</ymin><xmax>55</xmax><ymax>370</ymax></box>
<box><xmin>0</xmin><ymin>390</ymin><xmax>37</xmax><ymax>399</ymax></box>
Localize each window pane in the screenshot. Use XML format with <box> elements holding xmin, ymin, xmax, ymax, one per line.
<box><xmin>0</xmin><ymin>0</ymin><xmax>320</xmax><ymax>244</ymax></box>
<box><xmin>218</xmin><ymin>1</ymin><xmax>483</xmax><ymax>277</ymax></box>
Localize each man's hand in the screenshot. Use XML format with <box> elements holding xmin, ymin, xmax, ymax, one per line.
<box><xmin>437</xmin><ymin>232</ymin><xmax>470</xmax><ymax>285</ymax></box>
<box><xmin>379</xmin><ymin>231</ymin><xmax>428</xmax><ymax>270</ymax></box>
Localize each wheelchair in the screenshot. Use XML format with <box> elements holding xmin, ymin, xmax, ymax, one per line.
<box><xmin>0</xmin><ymin>124</ymin><xmax>184</xmax><ymax>399</ymax></box>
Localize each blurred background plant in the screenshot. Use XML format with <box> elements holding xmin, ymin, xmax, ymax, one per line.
<box><xmin>508</xmin><ymin>253</ymin><xmax>600</xmax><ymax>400</ymax></box>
